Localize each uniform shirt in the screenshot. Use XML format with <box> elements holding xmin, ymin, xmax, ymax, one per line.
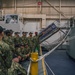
<box><xmin>33</xmin><ymin>35</ymin><xmax>40</xmax><ymax>53</ymax></box>
<box><xmin>13</xmin><ymin>36</ymin><xmax>21</xmax><ymax>45</ymax></box>
<box><xmin>21</xmin><ymin>36</ymin><xmax>29</xmax><ymax>45</ymax></box>
<box><xmin>28</xmin><ymin>36</ymin><xmax>35</xmax><ymax>52</ymax></box>
<box><xmin>33</xmin><ymin>36</ymin><xmax>39</xmax><ymax>46</ymax></box>
<box><xmin>3</xmin><ymin>36</ymin><xmax>15</xmax><ymax>52</ymax></box>
<box><xmin>0</xmin><ymin>40</ymin><xmax>12</xmax><ymax>69</ymax></box>
<box><xmin>16</xmin><ymin>47</ymin><xmax>30</xmax><ymax>59</ymax></box>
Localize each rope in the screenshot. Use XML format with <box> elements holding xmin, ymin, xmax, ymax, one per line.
<box><xmin>45</xmin><ymin>61</ymin><xmax>55</xmax><ymax>75</ymax></box>
<box><xmin>27</xmin><ymin>61</ymin><xmax>31</xmax><ymax>75</ymax></box>
<box><xmin>45</xmin><ymin>64</ymin><xmax>48</xmax><ymax>75</ymax></box>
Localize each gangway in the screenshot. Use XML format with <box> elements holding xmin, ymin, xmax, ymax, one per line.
<box><xmin>39</xmin><ymin>17</ymin><xmax>75</xmax><ymax>61</ymax></box>
<box><xmin>39</xmin><ymin>20</ymin><xmax>70</xmax><ymax>44</ymax></box>
<box><xmin>28</xmin><ymin>20</ymin><xmax>70</xmax><ymax>75</ymax></box>
<box><xmin>39</xmin><ymin>21</ymin><xmax>70</xmax><ymax>51</ymax></box>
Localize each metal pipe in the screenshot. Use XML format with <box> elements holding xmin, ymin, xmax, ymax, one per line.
<box><xmin>45</xmin><ymin>0</ymin><xmax>69</xmax><ymax>19</ymax></box>
<box><xmin>39</xmin><ymin>0</ymin><xmax>42</xmax><ymax>28</ymax></box>
<box><xmin>59</xmin><ymin>0</ymin><xmax>61</xmax><ymax>25</ymax></box>
<box><xmin>14</xmin><ymin>0</ymin><xmax>17</xmax><ymax>13</ymax></box>
<box><xmin>40</xmin><ymin>0</ymin><xmax>42</xmax><ymax>14</ymax></box>
<box><xmin>59</xmin><ymin>0</ymin><xmax>61</xmax><ymax>39</ymax></box>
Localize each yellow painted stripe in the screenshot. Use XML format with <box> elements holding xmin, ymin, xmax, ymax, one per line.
<box><xmin>40</xmin><ymin>46</ymin><xmax>47</xmax><ymax>75</ymax></box>
<box><xmin>42</xmin><ymin>58</ymin><xmax>46</xmax><ymax>75</ymax></box>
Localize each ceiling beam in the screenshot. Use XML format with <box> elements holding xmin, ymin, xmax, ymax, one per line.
<box><xmin>45</xmin><ymin>0</ymin><xmax>69</xmax><ymax>19</ymax></box>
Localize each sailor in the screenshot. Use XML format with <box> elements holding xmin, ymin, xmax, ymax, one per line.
<box><xmin>0</xmin><ymin>26</ymin><xmax>13</xmax><ymax>75</ymax></box>
<box><xmin>9</xmin><ymin>29</ymin><xmax>15</xmax><ymax>44</ymax></box>
<box><xmin>14</xmin><ymin>32</ymin><xmax>21</xmax><ymax>48</ymax></box>
<box><xmin>16</xmin><ymin>44</ymin><xmax>30</xmax><ymax>61</ymax></box>
<box><xmin>28</xmin><ymin>32</ymin><xmax>35</xmax><ymax>52</ymax></box>
<box><xmin>3</xmin><ymin>30</ymin><xmax>15</xmax><ymax>53</ymax></box>
<box><xmin>9</xmin><ymin>29</ymin><xmax>14</xmax><ymax>37</ymax></box>
<box><xmin>21</xmin><ymin>32</ymin><xmax>29</xmax><ymax>45</ymax></box>
<box><xmin>34</xmin><ymin>32</ymin><xmax>40</xmax><ymax>54</ymax></box>
<box><xmin>8</xmin><ymin>61</ymin><xmax>27</xmax><ymax>75</ymax></box>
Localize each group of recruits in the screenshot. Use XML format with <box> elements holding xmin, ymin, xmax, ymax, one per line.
<box><xmin>0</xmin><ymin>26</ymin><xmax>40</xmax><ymax>75</ymax></box>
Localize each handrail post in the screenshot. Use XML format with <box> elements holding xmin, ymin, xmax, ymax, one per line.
<box><xmin>30</xmin><ymin>52</ymin><xmax>38</xmax><ymax>75</ymax></box>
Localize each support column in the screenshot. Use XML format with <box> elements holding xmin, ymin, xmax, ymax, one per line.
<box><xmin>30</xmin><ymin>53</ymin><xmax>38</xmax><ymax>75</ymax></box>
<box><xmin>59</xmin><ymin>0</ymin><xmax>61</xmax><ymax>25</ymax></box>
<box><xmin>40</xmin><ymin>0</ymin><xmax>42</xmax><ymax>14</ymax></box>
<box><xmin>59</xmin><ymin>0</ymin><xmax>62</xmax><ymax>42</ymax></box>
<box><xmin>42</xmin><ymin>15</ymin><xmax>46</xmax><ymax>28</ymax></box>
<box><xmin>14</xmin><ymin>0</ymin><xmax>17</xmax><ymax>14</ymax></box>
